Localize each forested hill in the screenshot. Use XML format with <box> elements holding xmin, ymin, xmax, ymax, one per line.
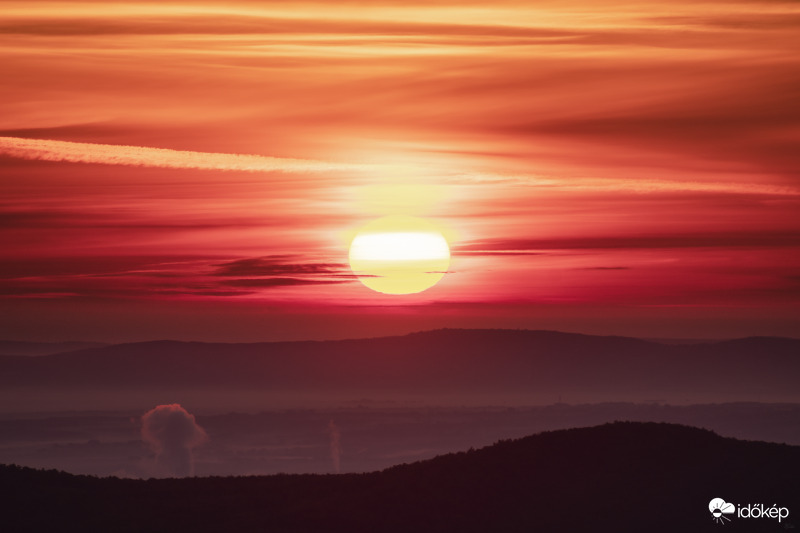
<box><xmin>2</xmin><ymin>422</ymin><xmax>798</xmax><ymax>533</ymax></box>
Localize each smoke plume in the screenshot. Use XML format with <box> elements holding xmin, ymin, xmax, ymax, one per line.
<box><xmin>141</xmin><ymin>404</ymin><xmax>207</xmax><ymax>478</ymax></box>
<box><xmin>328</xmin><ymin>420</ymin><xmax>341</xmax><ymax>474</ymax></box>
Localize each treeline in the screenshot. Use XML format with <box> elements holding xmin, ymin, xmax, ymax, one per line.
<box><xmin>2</xmin><ymin>422</ymin><xmax>798</xmax><ymax>533</ymax></box>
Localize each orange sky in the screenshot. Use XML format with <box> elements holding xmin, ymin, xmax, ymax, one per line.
<box><xmin>1</xmin><ymin>0</ymin><xmax>799</xmax><ymax>341</ymax></box>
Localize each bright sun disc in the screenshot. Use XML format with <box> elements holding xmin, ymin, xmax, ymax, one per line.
<box><xmin>349</xmin><ymin>216</ymin><xmax>450</xmax><ymax>295</ymax></box>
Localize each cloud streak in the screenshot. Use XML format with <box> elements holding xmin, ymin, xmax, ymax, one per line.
<box><xmin>455</xmin><ymin>232</ymin><xmax>800</xmax><ymax>255</ymax></box>
<box><xmin>214</xmin><ymin>256</ymin><xmax>348</xmax><ymax>277</ymax></box>
<box><xmin>0</xmin><ymin>137</ymin><xmax>376</xmax><ymax>175</ymax></box>
<box><xmin>2</xmin><ymin>136</ymin><xmax>793</xmax><ymax>198</ymax></box>
<box><xmin>0</xmin><ymin>254</ymin><xmax>358</xmax><ymax>300</ymax></box>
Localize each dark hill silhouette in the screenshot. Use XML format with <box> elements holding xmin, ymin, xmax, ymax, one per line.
<box><xmin>1</xmin><ymin>422</ymin><xmax>797</xmax><ymax>532</ymax></box>
<box><xmin>1</xmin><ymin>329</ymin><xmax>798</xmax><ymax>402</ymax></box>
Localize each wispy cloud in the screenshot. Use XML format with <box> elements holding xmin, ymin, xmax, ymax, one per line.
<box><xmin>0</xmin><ymin>137</ymin><xmax>377</xmax><ymax>174</ymax></box>
<box><xmin>224</xmin><ymin>277</ymin><xmax>351</xmax><ymax>288</ymax></box>
<box><xmin>214</xmin><ymin>256</ymin><xmax>348</xmax><ymax>277</ymax></box>
<box><xmin>2</xmin><ymin>136</ymin><xmax>793</xmax><ymax>198</ymax></box>
<box><xmin>0</xmin><ymin>254</ymin><xmax>357</xmax><ymax>300</ymax></box>
<box><xmin>455</xmin><ymin>232</ymin><xmax>800</xmax><ymax>255</ymax></box>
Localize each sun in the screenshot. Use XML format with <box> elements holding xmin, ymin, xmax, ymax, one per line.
<box><xmin>349</xmin><ymin>216</ymin><xmax>450</xmax><ymax>295</ymax></box>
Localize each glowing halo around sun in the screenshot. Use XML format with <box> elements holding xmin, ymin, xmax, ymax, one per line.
<box><xmin>349</xmin><ymin>216</ymin><xmax>450</xmax><ymax>295</ymax></box>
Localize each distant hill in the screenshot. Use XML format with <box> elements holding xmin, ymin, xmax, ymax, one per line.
<box><xmin>0</xmin><ymin>340</ymin><xmax>108</xmax><ymax>356</ymax></box>
<box><xmin>1</xmin><ymin>422</ymin><xmax>797</xmax><ymax>532</ymax></box>
<box><xmin>0</xmin><ymin>329</ymin><xmax>798</xmax><ymax>403</ymax></box>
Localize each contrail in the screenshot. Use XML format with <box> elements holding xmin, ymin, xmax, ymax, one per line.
<box><xmin>0</xmin><ymin>136</ymin><xmax>377</xmax><ymax>174</ymax></box>
<box><xmin>3</xmin><ymin>136</ymin><xmax>793</xmax><ymax>197</ymax></box>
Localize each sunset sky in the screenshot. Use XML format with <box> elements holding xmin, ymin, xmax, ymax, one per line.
<box><xmin>1</xmin><ymin>0</ymin><xmax>799</xmax><ymax>342</ymax></box>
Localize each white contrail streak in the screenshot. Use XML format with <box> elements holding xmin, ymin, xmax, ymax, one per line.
<box><xmin>0</xmin><ymin>136</ymin><xmax>376</xmax><ymax>174</ymax></box>
<box><xmin>2</xmin><ymin>136</ymin><xmax>795</xmax><ymax>197</ymax></box>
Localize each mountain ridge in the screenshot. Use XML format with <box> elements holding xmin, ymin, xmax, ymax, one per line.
<box><xmin>8</xmin><ymin>327</ymin><xmax>800</xmax><ymax>355</ymax></box>
<box><xmin>1</xmin><ymin>329</ymin><xmax>798</xmax><ymax>404</ymax></box>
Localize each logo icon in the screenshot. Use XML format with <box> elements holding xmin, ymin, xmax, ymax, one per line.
<box><xmin>709</xmin><ymin>498</ymin><xmax>736</xmax><ymax>524</ymax></box>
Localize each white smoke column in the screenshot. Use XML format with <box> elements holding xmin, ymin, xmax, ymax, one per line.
<box><xmin>328</xmin><ymin>420</ymin><xmax>341</xmax><ymax>474</ymax></box>
<box><xmin>141</xmin><ymin>404</ymin><xmax>208</xmax><ymax>478</ymax></box>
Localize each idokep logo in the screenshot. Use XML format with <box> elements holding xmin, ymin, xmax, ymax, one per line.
<box><xmin>709</xmin><ymin>498</ymin><xmax>736</xmax><ymax>524</ymax></box>
<box><xmin>708</xmin><ymin>497</ymin><xmax>791</xmax><ymax>525</ymax></box>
